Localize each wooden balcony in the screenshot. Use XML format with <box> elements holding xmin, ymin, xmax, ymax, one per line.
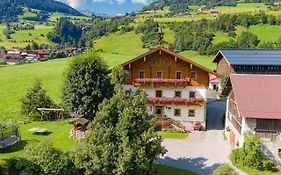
<box><xmin>147</xmin><ymin>97</ymin><xmax>204</xmax><ymax>106</ymax></box>
<box><xmin>134</xmin><ymin>78</ymin><xmax>189</xmax><ymax>87</ymax></box>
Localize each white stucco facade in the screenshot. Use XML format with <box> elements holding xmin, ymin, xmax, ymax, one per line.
<box><xmin>123</xmin><ymin>85</ymin><xmax>207</xmax><ymax>123</ymax></box>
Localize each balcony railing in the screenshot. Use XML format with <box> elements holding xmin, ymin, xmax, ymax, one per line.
<box><xmin>147</xmin><ymin>97</ymin><xmax>204</xmax><ymax>106</ymax></box>
<box><xmin>134</xmin><ymin>78</ymin><xmax>189</xmax><ymax>86</ymax></box>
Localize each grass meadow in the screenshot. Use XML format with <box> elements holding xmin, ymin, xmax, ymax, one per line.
<box><xmin>0</xmin><ymin>25</ymin><xmax>54</xmax><ymax>49</ymax></box>
<box><xmin>249</xmin><ymin>25</ymin><xmax>281</xmax><ymax>42</ymax></box>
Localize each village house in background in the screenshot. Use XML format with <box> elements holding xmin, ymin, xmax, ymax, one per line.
<box><xmin>222</xmin><ymin>74</ymin><xmax>281</xmax><ymax>164</ymax></box>
<box><xmin>121</xmin><ymin>47</ymin><xmax>219</xmax><ymax>130</ymax></box>
<box><xmin>0</xmin><ymin>47</ymin><xmax>80</xmax><ymax>65</ymax></box>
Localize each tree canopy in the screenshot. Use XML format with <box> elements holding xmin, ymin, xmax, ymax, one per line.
<box><xmin>62</xmin><ymin>53</ymin><xmax>113</xmax><ymax>117</ymax></box>
<box><xmin>72</xmin><ymin>91</ymin><xmax>166</xmax><ymax>174</ymax></box>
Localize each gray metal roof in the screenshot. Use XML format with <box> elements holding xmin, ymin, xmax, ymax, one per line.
<box><xmin>218</xmin><ymin>49</ymin><xmax>281</xmax><ymax>65</ymax></box>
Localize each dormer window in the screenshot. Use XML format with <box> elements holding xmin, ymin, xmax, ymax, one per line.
<box><xmin>176</xmin><ymin>72</ymin><xmax>182</xmax><ymax>79</ymax></box>
<box><xmin>156</xmin><ymin>72</ymin><xmax>162</xmax><ymax>78</ymax></box>
<box><xmin>139</xmin><ymin>71</ymin><xmax>145</xmax><ymax>78</ymax></box>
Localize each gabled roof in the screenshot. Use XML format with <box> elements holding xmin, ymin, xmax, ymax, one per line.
<box><xmin>213</xmin><ymin>49</ymin><xmax>281</xmax><ymax>65</ymax></box>
<box><xmin>229</xmin><ymin>74</ymin><xmax>281</xmax><ymax>119</ymax></box>
<box><xmin>122</xmin><ymin>47</ymin><xmax>219</xmax><ymax>76</ymax></box>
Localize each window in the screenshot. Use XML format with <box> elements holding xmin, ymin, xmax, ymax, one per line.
<box><xmin>156</xmin><ymin>90</ymin><xmax>162</xmax><ymax>97</ymax></box>
<box><xmin>190</xmin><ymin>71</ymin><xmax>197</xmax><ymax>79</ymax></box>
<box><xmin>174</xmin><ymin>109</ymin><xmax>181</xmax><ymax>117</ymax></box>
<box><xmin>156</xmin><ymin>71</ymin><xmax>162</xmax><ymax>78</ymax></box>
<box><xmin>189</xmin><ymin>91</ymin><xmax>196</xmax><ymax>98</ymax></box>
<box><xmin>175</xmin><ymin>91</ymin><xmax>182</xmax><ymax>98</ymax></box>
<box><xmin>139</xmin><ymin>71</ymin><xmax>145</xmax><ymax>78</ymax></box>
<box><xmin>176</xmin><ymin>72</ymin><xmax>182</xmax><ymax>79</ymax></box>
<box><xmin>189</xmin><ymin>109</ymin><xmax>195</xmax><ymax>117</ymax></box>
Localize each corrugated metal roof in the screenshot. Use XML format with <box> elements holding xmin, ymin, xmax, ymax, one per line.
<box><xmin>219</xmin><ymin>49</ymin><xmax>281</xmax><ymax>65</ymax></box>
<box><xmin>230</xmin><ymin>74</ymin><xmax>281</xmax><ymax>119</ymax></box>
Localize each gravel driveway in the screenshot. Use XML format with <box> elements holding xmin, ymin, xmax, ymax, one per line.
<box><xmin>156</xmin><ymin>99</ymin><xmax>232</xmax><ymax>175</ymax></box>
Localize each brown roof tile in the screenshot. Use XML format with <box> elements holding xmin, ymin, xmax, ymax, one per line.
<box><xmin>230</xmin><ymin>74</ymin><xmax>281</xmax><ymax>119</ymax></box>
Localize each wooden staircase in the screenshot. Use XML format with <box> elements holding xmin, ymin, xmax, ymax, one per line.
<box><xmin>156</xmin><ymin>117</ymin><xmax>187</xmax><ymax>132</ymax></box>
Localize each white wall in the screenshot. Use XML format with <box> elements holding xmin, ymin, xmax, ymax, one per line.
<box><xmin>123</xmin><ymin>85</ymin><xmax>206</xmax><ymax>122</ymax></box>
<box><xmin>141</xmin><ymin>86</ymin><xmax>206</xmax><ymax>99</ymax></box>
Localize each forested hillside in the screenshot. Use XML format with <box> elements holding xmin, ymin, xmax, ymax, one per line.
<box><xmin>0</xmin><ymin>0</ymin><xmax>83</xmax><ymax>23</ymax></box>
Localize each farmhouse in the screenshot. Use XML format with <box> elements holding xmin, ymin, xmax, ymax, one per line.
<box><xmin>223</xmin><ymin>74</ymin><xmax>281</xmax><ymax>162</ymax></box>
<box><xmin>121</xmin><ymin>47</ymin><xmax>218</xmax><ymax>129</ymax></box>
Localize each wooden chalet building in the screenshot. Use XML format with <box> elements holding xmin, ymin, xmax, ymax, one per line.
<box><xmin>121</xmin><ymin>47</ymin><xmax>218</xmax><ymax>129</ymax></box>
<box><xmin>213</xmin><ymin>49</ymin><xmax>281</xmax><ymax>76</ymax></box>
<box><xmin>222</xmin><ymin>74</ymin><xmax>281</xmax><ymax>162</ymax></box>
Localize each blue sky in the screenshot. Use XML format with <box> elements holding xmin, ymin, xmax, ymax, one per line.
<box><xmin>64</xmin><ymin>0</ymin><xmax>154</xmax><ymax>15</ymax></box>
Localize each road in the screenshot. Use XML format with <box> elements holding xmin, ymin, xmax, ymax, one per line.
<box><xmin>156</xmin><ymin>99</ymin><xmax>238</xmax><ymax>175</ymax></box>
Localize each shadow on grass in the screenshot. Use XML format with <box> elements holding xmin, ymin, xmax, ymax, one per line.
<box><xmin>33</xmin><ymin>131</ymin><xmax>52</xmax><ymax>136</ymax></box>
<box><xmin>156</xmin><ymin>156</ymin><xmax>221</xmax><ymax>175</ymax></box>
<box><xmin>0</xmin><ymin>140</ymin><xmax>28</xmax><ymax>154</ymax></box>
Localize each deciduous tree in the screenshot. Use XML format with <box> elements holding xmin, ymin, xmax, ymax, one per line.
<box><xmin>73</xmin><ymin>91</ymin><xmax>166</xmax><ymax>175</ymax></box>
<box><xmin>62</xmin><ymin>53</ymin><xmax>113</xmax><ymax>117</ymax></box>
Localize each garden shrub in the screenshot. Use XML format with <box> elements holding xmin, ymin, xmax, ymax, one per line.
<box><xmin>230</xmin><ymin>132</ymin><xmax>276</xmax><ymax>171</ymax></box>
<box><xmin>213</xmin><ymin>163</ymin><xmax>237</xmax><ymax>175</ymax></box>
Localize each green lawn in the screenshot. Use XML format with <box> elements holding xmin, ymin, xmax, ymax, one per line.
<box><xmin>48</xmin><ymin>12</ymin><xmax>91</xmax><ymax>22</ymax></box>
<box><xmin>94</xmin><ymin>31</ymin><xmax>147</xmax><ymax>56</ymax></box>
<box><xmin>157</xmin><ymin>132</ymin><xmax>188</xmax><ymax>139</ymax></box>
<box><xmin>153</xmin><ymin>164</ymin><xmax>199</xmax><ymax>175</ymax></box>
<box><xmin>215</xmin><ymin>3</ymin><xmax>268</xmax><ymax>14</ymax></box>
<box><xmin>235</xmin><ymin>163</ymin><xmax>281</xmax><ymax>175</ymax></box>
<box><xmin>0</xmin><ymin>24</ymin><xmax>54</xmax><ymax>49</ymax></box>
<box><xmin>249</xmin><ymin>25</ymin><xmax>281</xmax><ymax>42</ymax></box>
<box><xmin>0</xmin><ymin>121</ymin><xmax>75</xmax><ymax>160</ymax></box>
<box><xmin>179</xmin><ymin>50</ymin><xmax>216</xmax><ymax>70</ymax></box>
<box><xmin>213</xmin><ymin>31</ymin><xmax>234</xmax><ymax>44</ymax></box>
<box><xmin>0</xmin><ymin>58</ymin><xmax>68</xmax><ymax>122</ymax></box>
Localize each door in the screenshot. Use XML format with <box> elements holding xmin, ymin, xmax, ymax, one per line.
<box><xmin>230</xmin><ymin>130</ymin><xmax>235</xmax><ymax>148</ymax></box>
<box><xmin>155</xmin><ymin>106</ymin><xmax>163</xmax><ymax>117</ymax></box>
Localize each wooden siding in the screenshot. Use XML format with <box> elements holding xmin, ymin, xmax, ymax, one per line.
<box><xmin>124</xmin><ymin>51</ymin><xmax>209</xmax><ymax>86</ymax></box>
<box><xmin>216</xmin><ymin>57</ymin><xmax>234</xmax><ymax>76</ymax></box>
<box><xmin>228</xmin><ymin>91</ymin><xmax>242</xmax><ymax>134</ymax></box>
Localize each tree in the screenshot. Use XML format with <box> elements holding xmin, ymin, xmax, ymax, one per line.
<box><xmin>21</xmin><ymin>79</ymin><xmax>54</xmax><ymax>119</ymax></box>
<box><xmin>236</xmin><ymin>31</ymin><xmax>260</xmax><ymax>48</ymax></box>
<box><xmin>31</xmin><ymin>42</ymin><xmax>39</xmax><ymax>50</ymax></box>
<box><xmin>8</xmin><ymin>142</ymin><xmax>81</xmax><ymax>175</ymax></box>
<box><xmin>62</xmin><ymin>53</ymin><xmax>113</xmax><ymax>117</ymax></box>
<box><xmin>111</xmin><ymin>65</ymin><xmax>128</xmax><ymax>91</ymax></box>
<box><xmin>72</xmin><ymin>91</ymin><xmax>166</xmax><ymax>175</ymax></box>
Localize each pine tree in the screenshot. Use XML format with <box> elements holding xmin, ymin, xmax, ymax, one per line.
<box><xmin>21</xmin><ymin>79</ymin><xmax>54</xmax><ymax>119</ymax></box>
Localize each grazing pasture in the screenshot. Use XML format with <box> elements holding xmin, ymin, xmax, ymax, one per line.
<box><xmin>249</xmin><ymin>25</ymin><xmax>281</xmax><ymax>42</ymax></box>
<box><xmin>0</xmin><ymin>25</ymin><xmax>54</xmax><ymax>49</ymax></box>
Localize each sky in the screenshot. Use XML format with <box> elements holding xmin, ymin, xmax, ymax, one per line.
<box><xmin>64</xmin><ymin>0</ymin><xmax>154</xmax><ymax>15</ymax></box>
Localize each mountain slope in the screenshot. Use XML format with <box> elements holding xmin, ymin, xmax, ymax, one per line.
<box><xmin>0</xmin><ymin>0</ymin><xmax>83</xmax><ymax>23</ymax></box>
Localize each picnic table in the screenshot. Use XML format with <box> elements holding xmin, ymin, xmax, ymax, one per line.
<box><xmin>28</xmin><ymin>127</ymin><xmax>48</xmax><ymax>133</ymax></box>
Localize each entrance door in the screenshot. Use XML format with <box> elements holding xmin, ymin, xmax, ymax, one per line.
<box><xmin>230</xmin><ymin>130</ymin><xmax>235</xmax><ymax>148</ymax></box>
<box><xmin>155</xmin><ymin>106</ymin><xmax>163</xmax><ymax>117</ymax></box>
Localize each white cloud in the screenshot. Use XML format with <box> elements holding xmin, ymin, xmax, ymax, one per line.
<box><xmin>91</xmin><ymin>0</ymin><xmax>114</xmax><ymax>3</ymax></box>
<box><xmin>116</xmin><ymin>0</ymin><xmax>126</xmax><ymax>4</ymax></box>
<box><xmin>131</xmin><ymin>0</ymin><xmax>151</xmax><ymax>5</ymax></box>
<box><xmin>67</xmin><ymin>0</ymin><xmax>85</xmax><ymax>8</ymax></box>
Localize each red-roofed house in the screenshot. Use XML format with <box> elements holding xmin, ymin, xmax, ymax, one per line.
<box><xmin>222</xmin><ymin>74</ymin><xmax>281</xmax><ymax>162</ymax></box>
